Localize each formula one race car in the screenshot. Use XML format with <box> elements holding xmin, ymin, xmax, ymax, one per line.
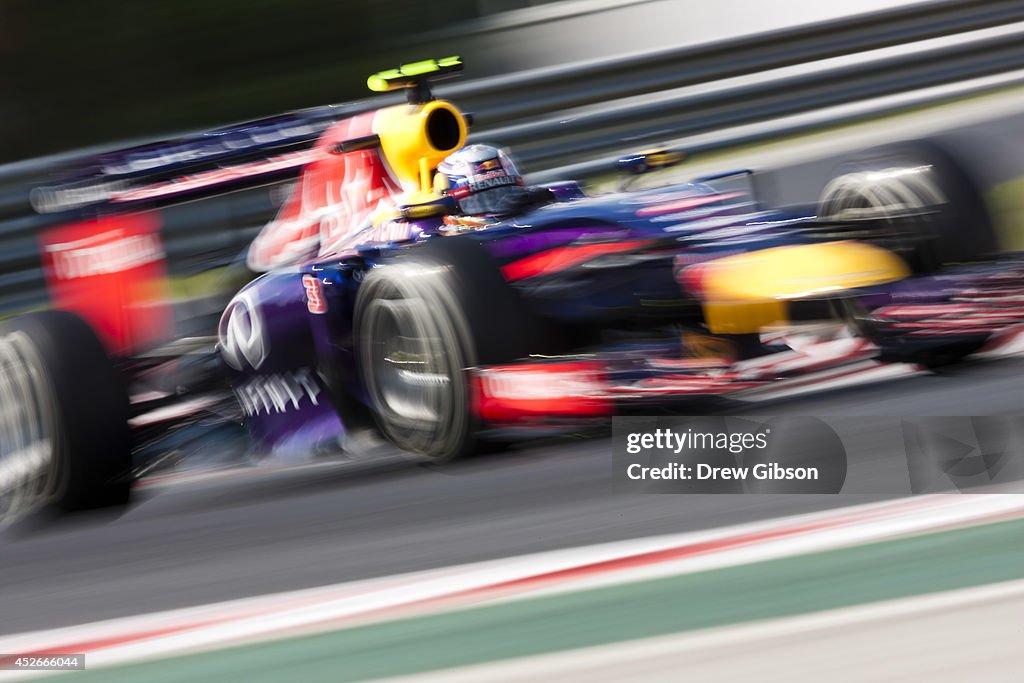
<box><xmin>0</xmin><ymin>58</ymin><xmax>1019</xmax><ymax>521</ymax></box>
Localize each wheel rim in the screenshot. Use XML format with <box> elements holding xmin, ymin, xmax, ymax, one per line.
<box><xmin>0</xmin><ymin>331</ymin><xmax>56</xmax><ymax>526</ymax></box>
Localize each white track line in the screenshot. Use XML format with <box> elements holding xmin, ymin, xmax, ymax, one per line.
<box><xmin>1</xmin><ymin>494</ymin><xmax>1023</xmax><ymax>678</ymax></box>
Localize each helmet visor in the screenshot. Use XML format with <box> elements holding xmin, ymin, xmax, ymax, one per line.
<box><xmin>456</xmin><ymin>183</ymin><xmax>525</xmax><ymax>217</ymax></box>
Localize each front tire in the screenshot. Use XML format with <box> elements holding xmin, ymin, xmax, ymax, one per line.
<box><xmin>819</xmin><ymin>139</ymin><xmax>997</xmax><ymax>273</ymax></box>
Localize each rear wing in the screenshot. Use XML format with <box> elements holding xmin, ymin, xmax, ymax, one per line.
<box><xmin>28</xmin><ymin>103</ymin><xmax>385</xmax><ymax>217</ymax></box>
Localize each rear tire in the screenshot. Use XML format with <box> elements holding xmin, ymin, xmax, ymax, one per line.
<box><xmin>0</xmin><ymin>311</ymin><xmax>131</xmax><ymax>524</ymax></box>
<box><xmin>354</xmin><ymin>237</ymin><xmax>540</xmax><ymax>462</ymax></box>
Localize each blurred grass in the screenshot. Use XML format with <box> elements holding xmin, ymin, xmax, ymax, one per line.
<box><xmin>167</xmin><ymin>266</ymin><xmax>233</xmax><ymax>301</ymax></box>
<box><xmin>989</xmin><ymin>177</ymin><xmax>1024</xmax><ymax>251</ymax></box>
<box><xmin>583</xmin><ymin>82</ymin><xmax>1024</xmax><ymax>194</ymax></box>
<box><xmin>0</xmin><ymin>267</ymin><xmax>234</xmax><ymax>322</ymax></box>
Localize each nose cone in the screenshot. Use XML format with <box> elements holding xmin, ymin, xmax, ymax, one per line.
<box><xmin>695</xmin><ymin>241</ymin><xmax>911</xmax><ymax>334</ymax></box>
<box><xmin>701</xmin><ymin>241</ymin><xmax>910</xmax><ymax>303</ymax></box>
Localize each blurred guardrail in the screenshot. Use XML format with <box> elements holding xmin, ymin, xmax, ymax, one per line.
<box><xmin>449</xmin><ymin>0</ymin><xmax>1024</xmax><ymax>126</ymax></box>
<box><xmin>0</xmin><ymin>0</ymin><xmax>1023</xmax><ymax>314</ymax></box>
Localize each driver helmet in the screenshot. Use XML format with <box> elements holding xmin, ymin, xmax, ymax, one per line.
<box><xmin>436</xmin><ymin>144</ymin><xmax>524</xmax><ymax>218</ymax></box>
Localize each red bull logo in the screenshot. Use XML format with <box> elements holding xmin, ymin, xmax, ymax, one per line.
<box><xmin>247</xmin><ymin>112</ymin><xmax>403</xmax><ymax>272</ymax></box>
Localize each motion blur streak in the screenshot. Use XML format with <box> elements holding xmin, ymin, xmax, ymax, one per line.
<box><xmin>2</xmin><ymin>2</ymin><xmax>1024</xmax><ymax>683</ymax></box>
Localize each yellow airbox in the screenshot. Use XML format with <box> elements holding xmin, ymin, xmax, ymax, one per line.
<box><xmin>374</xmin><ymin>100</ymin><xmax>468</xmax><ymax>191</ymax></box>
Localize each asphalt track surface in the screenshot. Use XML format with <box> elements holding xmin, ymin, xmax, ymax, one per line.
<box><xmin>3</xmin><ymin>99</ymin><xmax>1024</xmax><ymax>639</ymax></box>
<box><xmin>1</xmin><ymin>354</ymin><xmax>1023</xmax><ymax>636</ymax></box>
